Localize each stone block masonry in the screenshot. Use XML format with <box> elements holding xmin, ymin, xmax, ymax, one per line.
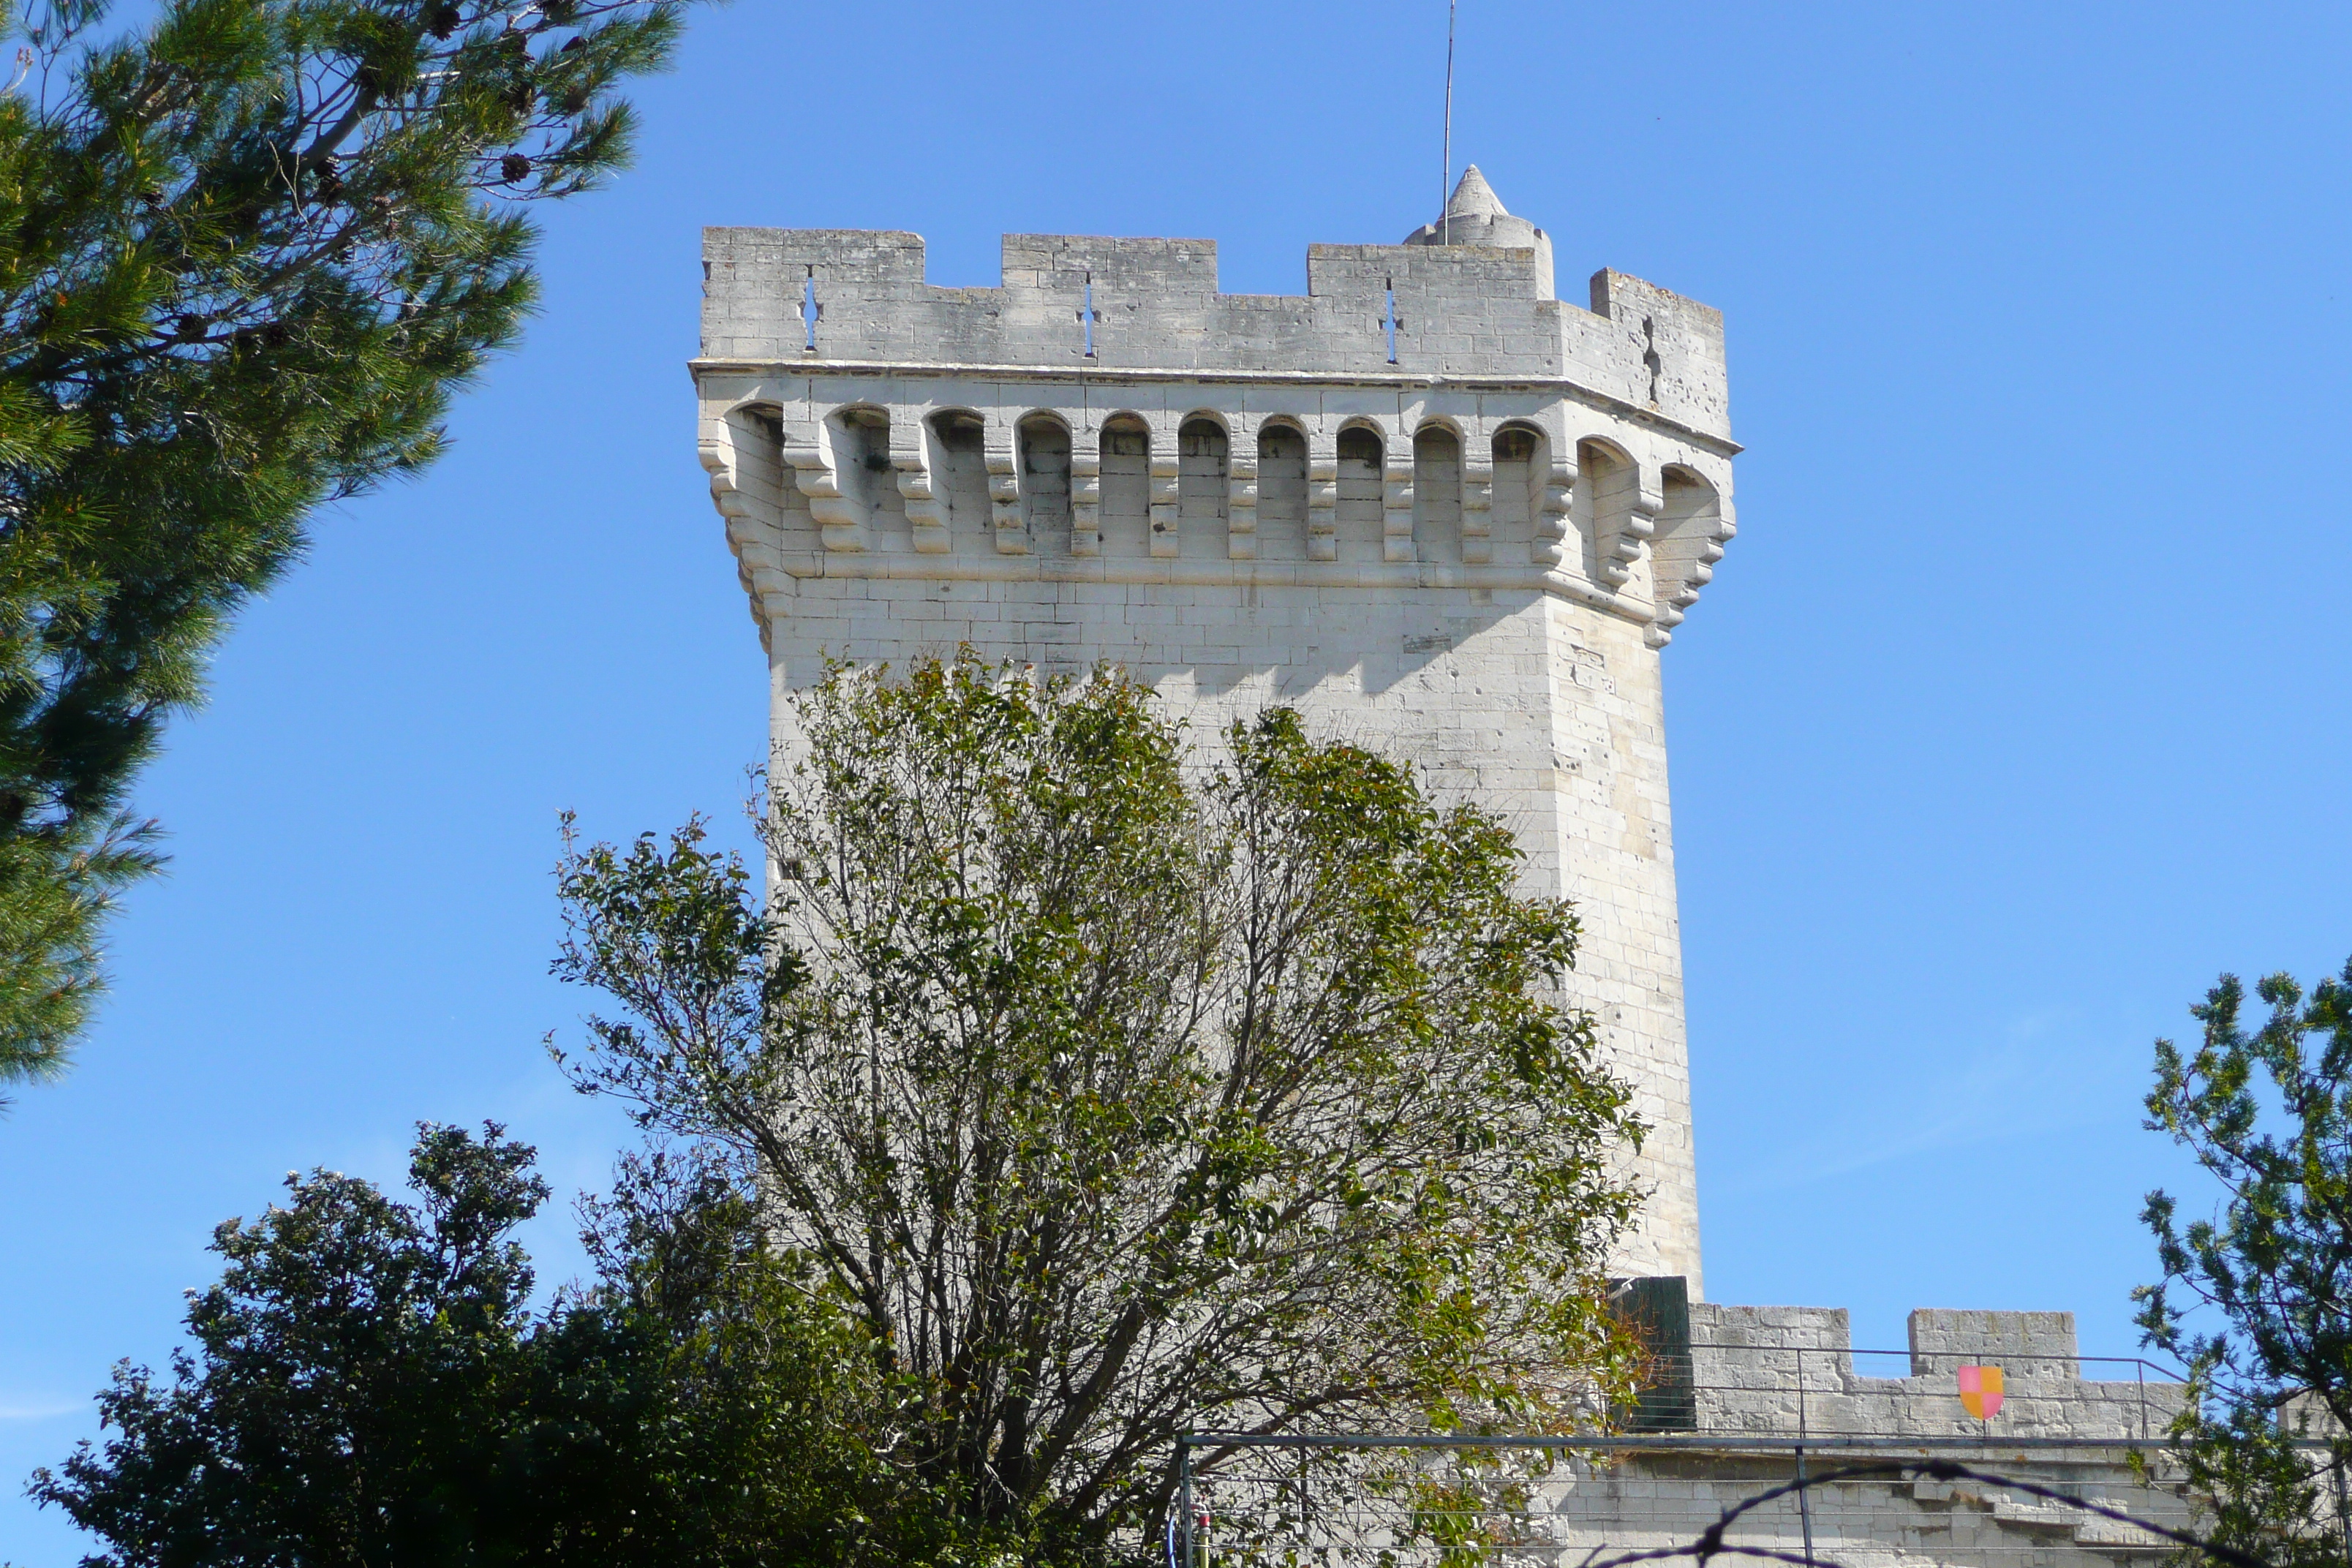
<box><xmin>692</xmin><ymin>172</ymin><xmax>1732</xmax><ymax>1289</ymax></box>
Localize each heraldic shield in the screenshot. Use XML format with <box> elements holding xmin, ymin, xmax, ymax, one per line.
<box><xmin>1957</xmin><ymin>1364</ymin><xmax>2005</xmax><ymax>1420</ymax></box>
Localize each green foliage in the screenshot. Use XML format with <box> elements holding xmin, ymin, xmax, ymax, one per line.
<box><xmin>31</xmin><ymin>1123</ymin><xmax>978</xmax><ymax>1567</ymax></box>
<box><xmin>0</xmin><ymin>812</ymin><xmax>151</xmax><ymax>1097</ymax></box>
<box><xmin>2138</xmin><ymin>960</ymin><xmax>2352</xmax><ymax>1568</ymax></box>
<box><xmin>553</xmin><ymin>653</ymin><xmax>1648</xmax><ymax>1558</ymax></box>
<box><xmin>0</xmin><ymin>0</ymin><xmax>695</xmax><ymax>1090</ymax></box>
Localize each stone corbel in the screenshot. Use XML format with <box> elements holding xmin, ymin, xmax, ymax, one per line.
<box><xmin>1382</xmin><ymin>443</ymin><xmax>1416</xmax><ymax>565</ymax></box>
<box><xmin>1536</xmin><ymin>454</ymin><xmax>1575</xmax><ymax>571</ymax></box>
<box><xmin>1460</xmin><ymin>421</ymin><xmax>1494</xmax><ymax>565</ymax></box>
<box><xmin>780</xmin><ymin>417</ymin><xmax>867</xmax><ymax>553</ymax></box>
<box><xmin>698</xmin><ymin>407</ymin><xmax>794</xmax><ymax>632</ymax></box>
<box><xmin>698</xmin><ymin>411</ymin><xmax>769</xmax><ymax>540</ymax></box>
<box><xmin>1069</xmin><ymin>439</ymin><xmax>1102</xmax><ymax>557</ymax></box>
<box><xmin>986</xmin><ymin>425</ymin><xmax>1026</xmax><ymax>555</ymax></box>
<box><xmin>1226</xmin><ymin>437</ymin><xmax>1259</xmax><ymax>561</ymax></box>
<box><xmin>1307</xmin><ymin>429</ymin><xmax>1338</xmax><ymax>563</ymax></box>
<box><xmin>1598</xmin><ymin>470</ymin><xmax>1663</xmax><ymax>590</ymax></box>
<box><xmin>1147</xmin><ymin>438</ymin><xmax>1180</xmax><ymax>559</ymax></box>
<box><xmin>892</xmin><ymin>411</ymin><xmax>949</xmax><ymax>555</ymax></box>
<box><xmin>1648</xmin><ymin>499</ymin><xmax>1738</xmax><ymax>649</ymax></box>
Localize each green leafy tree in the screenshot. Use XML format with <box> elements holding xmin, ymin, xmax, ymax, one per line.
<box><xmin>553</xmin><ymin>654</ymin><xmax>1648</xmax><ymax>1558</ymax></box>
<box><xmin>31</xmin><ymin>1123</ymin><xmax>969</xmax><ymax>1567</ymax></box>
<box><xmin>0</xmin><ymin>0</ymin><xmax>695</xmax><ymax>1094</ymax></box>
<box><xmin>2138</xmin><ymin>960</ymin><xmax>2352</xmax><ymax>1568</ymax></box>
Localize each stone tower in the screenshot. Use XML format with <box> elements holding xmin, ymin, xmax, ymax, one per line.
<box><xmin>692</xmin><ymin>168</ymin><xmax>1735</xmax><ymax>1290</ymax></box>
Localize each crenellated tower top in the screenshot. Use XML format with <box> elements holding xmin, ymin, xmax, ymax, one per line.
<box><xmin>698</xmin><ymin>180</ymin><xmax>1729</xmax><ymax>445</ymax></box>
<box><xmin>694</xmin><ymin>173</ymin><xmax>1735</xmax><ymax>657</ymax></box>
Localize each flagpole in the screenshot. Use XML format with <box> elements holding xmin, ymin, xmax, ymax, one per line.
<box><xmin>1440</xmin><ymin>0</ymin><xmax>1456</xmax><ymax>245</ymax></box>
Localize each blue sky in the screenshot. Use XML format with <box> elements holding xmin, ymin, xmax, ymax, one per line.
<box><xmin>7</xmin><ymin>0</ymin><xmax>2351</xmax><ymax>1556</ymax></box>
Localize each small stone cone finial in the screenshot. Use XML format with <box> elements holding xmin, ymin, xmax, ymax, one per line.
<box><xmin>1401</xmin><ymin>163</ymin><xmax>1553</xmax><ymax>298</ymax></box>
<box><xmin>1445</xmin><ymin>165</ymin><xmax>1508</xmax><ymax>221</ymax></box>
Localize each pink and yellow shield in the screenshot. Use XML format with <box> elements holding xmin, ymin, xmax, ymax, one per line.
<box><xmin>1957</xmin><ymin>1365</ymin><xmax>2005</xmax><ymax>1420</ymax></box>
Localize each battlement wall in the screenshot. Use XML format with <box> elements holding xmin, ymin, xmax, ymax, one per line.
<box><xmin>1681</xmin><ymin>1303</ymin><xmax>2182</xmax><ymax>1443</ymax></box>
<box><xmin>699</xmin><ymin>228</ymin><xmax>1730</xmax><ymax>443</ymax></box>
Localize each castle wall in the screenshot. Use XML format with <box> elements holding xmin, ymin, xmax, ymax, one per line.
<box><xmin>1569</xmin><ymin>1305</ymin><xmax>2195</xmax><ymax>1568</ymax></box>
<box><xmin>1198</xmin><ymin>1306</ymin><xmax>2193</xmax><ymax>1568</ymax></box>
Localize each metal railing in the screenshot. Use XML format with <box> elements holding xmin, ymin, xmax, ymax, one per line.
<box><xmin>1621</xmin><ymin>1341</ymin><xmax>2188</xmax><ymax>1445</ymax></box>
